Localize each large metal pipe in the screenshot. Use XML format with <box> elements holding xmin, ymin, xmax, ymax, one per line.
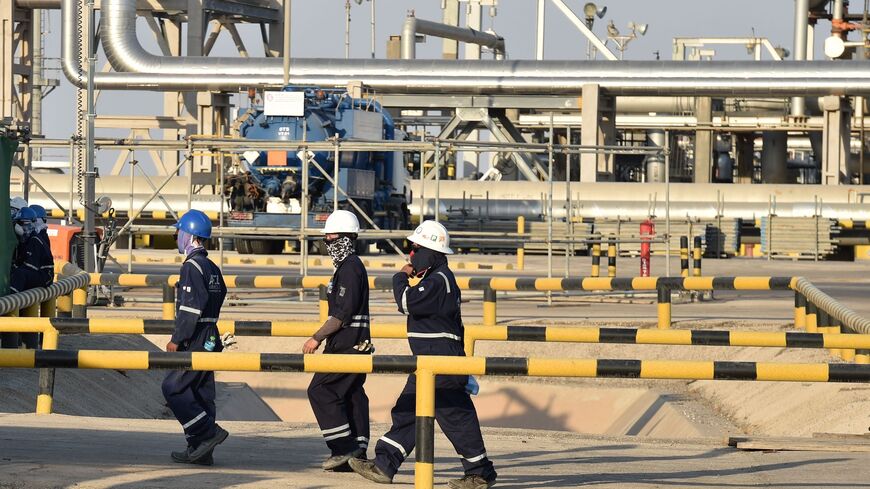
<box><xmin>792</xmin><ymin>0</ymin><xmax>810</xmax><ymax>116</ymax></box>
<box><xmin>400</xmin><ymin>15</ymin><xmax>505</xmax><ymax>60</ymax></box>
<box><xmin>58</xmin><ymin>0</ymin><xmax>870</xmax><ymax>95</ymax></box>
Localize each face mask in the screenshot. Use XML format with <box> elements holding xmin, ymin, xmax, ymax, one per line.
<box><xmin>410</xmin><ymin>246</ymin><xmax>442</xmax><ymax>277</ymax></box>
<box><xmin>326</xmin><ymin>236</ymin><xmax>354</xmax><ymax>267</ymax></box>
<box><xmin>14</xmin><ymin>222</ymin><xmax>33</xmax><ymax>241</ymax></box>
<box><xmin>176</xmin><ymin>230</ymin><xmax>202</xmax><ymax>255</ymax></box>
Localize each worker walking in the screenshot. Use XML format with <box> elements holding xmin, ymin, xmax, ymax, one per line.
<box><xmin>350</xmin><ymin>221</ymin><xmax>497</xmax><ymax>489</ymax></box>
<box><xmin>162</xmin><ymin>209</ymin><xmax>228</xmax><ymax>466</ymax></box>
<box><xmin>305</xmin><ymin>209</ymin><xmax>373</xmax><ymax>471</ymax></box>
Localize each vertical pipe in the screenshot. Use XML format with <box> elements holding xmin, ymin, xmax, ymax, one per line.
<box><xmin>32</xmin><ymin>9</ymin><xmax>43</xmax><ymax>161</ymax></box>
<box><xmin>664</xmin><ymin>131</ymin><xmax>671</xmax><ymax>276</ymax></box>
<box><xmin>791</xmin><ymin>0</ymin><xmax>809</xmax><ymax>116</ymax></box>
<box><xmin>535</xmin><ymin>0</ymin><xmax>545</xmax><ymax>60</ymax></box>
<box><xmin>219</xmin><ymin>152</ymin><xmax>225</xmax><ymax>269</ymax></box>
<box><xmin>334</xmin><ymin>140</ymin><xmax>340</xmax><ymax>213</ymax></box>
<box><xmin>283</xmin><ymin>0</ymin><xmax>291</xmax><ymax>85</ymax></box>
<box><xmin>344</xmin><ymin>0</ymin><xmax>351</xmax><ymax>59</ymax></box>
<box><xmin>162</xmin><ymin>284</ymin><xmax>176</xmax><ymax>320</ymax></box>
<box><xmin>319</xmin><ymin>285</ymin><xmax>329</xmax><ymax>322</ymax></box>
<box><xmin>692</xmin><ymin>236</ymin><xmax>702</xmax><ymax>277</ymax></box>
<box><xmin>301</xmin><ymin>146</ymin><xmax>309</xmax><ymax>277</ymax></box>
<box><xmin>657</xmin><ymin>286</ymin><xmax>672</xmax><ymax>329</ymax></box>
<box><xmin>607</xmin><ymin>237</ymin><xmax>616</xmax><ymax>277</ymax></box>
<box><xmin>414</xmin><ymin>369</ymin><xmax>436</xmax><ymax>489</ymax></box>
<box><xmin>434</xmin><ymin>142</ymin><xmax>440</xmax><ymax>222</ymax></box>
<box><xmin>794</xmin><ymin>291</ymin><xmax>807</xmax><ymax>329</ymax></box>
<box><xmin>680</xmin><ymin>236</ymin><xmax>689</xmax><ymax>278</ymax></box>
<box><xmin>516</xmin><ymin>216</ymin><xmax>525</xmax><ymax>271</ymax></box>
<box><xmin>128</xmin><ymin>155</ymin><xmax>135</xmax><ymax>273</ymax></box>
<box><xmin>483</xmin><ymin>287</ymin><xmax>497</xmax><ymax>327</ymax></box>
<box><xmin>370</xmin><ymin>0</ymin><xmax>375</xmax><ymax>59</ymax></box>
<box><xmin>591</xmin><ymin>241</ymin><xmax>600</xmax><ymax>277</ymax></box>
<box><xmin>84</xmin><ymin>0</ymin><xmax>97</xmax><ymax>272</ymax></box>
<box><xmin>547</xmin><ymin>115</ymin><xmax>554</xmax><ymax>305</ymax></box>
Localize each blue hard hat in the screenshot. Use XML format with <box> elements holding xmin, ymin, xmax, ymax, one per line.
<box><xmin>29</xmin><ymin>204</ymin><xmax>46</xmax><ymax>219</ymax></box>
<box><xmin>174</xmin><ymin>209</ymin><xmax>212</xmax><ymax>239</ymax></box>
<box><xmin>14</xmin><ymin>207</ymin><xmax>37</xmax><ymax>222</ymax></box>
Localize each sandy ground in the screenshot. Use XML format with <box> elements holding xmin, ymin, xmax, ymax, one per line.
<box><xmin>2</xmin><ymin>415</ymin><xmax>870</xmax><ymax>489</ymax></box>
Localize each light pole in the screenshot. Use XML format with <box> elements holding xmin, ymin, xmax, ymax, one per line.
<box><xmin>606</xmin><ymin>20</ymin><xmax>647</xmax><ymax>60</ymax></box>
<box><xmin>583</xmin><ymin>3</ymin><xmax>607</xmax><ymax>60</ymax></box>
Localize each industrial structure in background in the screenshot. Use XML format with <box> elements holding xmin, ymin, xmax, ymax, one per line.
<box><xmin>3</xmin><ymin>0</ymin><xmax>870</xmax><ymax>271</ymax></box>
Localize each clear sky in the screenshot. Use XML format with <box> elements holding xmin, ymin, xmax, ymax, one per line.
<box><xmin>36</xmin><ymin>0</ymin><xmax>839</xmax><ymax>172</ymax></box>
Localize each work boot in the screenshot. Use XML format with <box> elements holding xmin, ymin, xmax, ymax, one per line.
<box><xmin>448</xmin><ymin>475</ymin><xmax>496</xmax><ymax>489</ymax></box>
<box><xmin>188</xmin><ymin>425</ymin><xmax>229</xmax><ymax>463</ymax></box>
<box><xmin>171</xmin><ymin>448</ymin><xmax>214</xmax><ymax>466</ymax></box>
<box><xmin>348</xmin><ymin>458</ymin><xmax>393</xmax><ymax>484</ymax></box>
<box><xmin>322</xmin><ymin>448</ymin><xmax>365</xmax><ymax>471</ymax></box>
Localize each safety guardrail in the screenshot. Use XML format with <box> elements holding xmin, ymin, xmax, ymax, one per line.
<box><xmin>4</xmin><ymin>316</ymin><xmax>869</xmax><ymax>416</ymax></box>
<box><xmin>1</xmin><ymin>349</ymin><xmax>869</xmax><ymax>489</ymax></box>
<box><xmin>91</xmin><ymin>272</ymin><xmax>796</xmax><ymax>327</ymax></box>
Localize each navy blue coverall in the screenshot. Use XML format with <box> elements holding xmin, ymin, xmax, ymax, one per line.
<box><xmin>308</xmin><ymin>254</ymin><xmax>372</xmax><ymax>456</ymax></box>
<box><xmin>3</xmin><ymin>233</ymin><xmax>53</xmax><ymax>349</ymax></box>
<box><xmin>161</xmin><ymin>248</ymin><xmax>227</xmax><ymax>449</ymax></box>
<box><xmin>371</xmin><ymin>262</ymin><xmax>496</xmax><ymax>481</ymax></box>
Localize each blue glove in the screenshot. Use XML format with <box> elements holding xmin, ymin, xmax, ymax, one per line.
<box><xmin>465</xmin><ymin>375</ymin><xmax>480</xmax><ymax>396</ymax></box>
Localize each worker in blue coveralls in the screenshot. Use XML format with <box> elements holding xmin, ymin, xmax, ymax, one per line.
<box><xmin>28</xmin><ymin>205</ymin><xmax>53</xmax><ymax>264</ymax></box>
<box><xmin>162</xmin><ymin>209</ymin><xmax>228</xmax><ymax>465</ymax></box>
<box><xmin>350</xmin><ymin>220</ymin><xmax>497</xmax><ymax>489</ymax></box>
<box><xmin>304</xmin><ymin>209</ymin><xmax>373</xmax><ymax>471</ymax></box>
<box><xmin>5</xmin><ymin>206</ymin><xmax>53</xmax><ymax>349</ymax></box>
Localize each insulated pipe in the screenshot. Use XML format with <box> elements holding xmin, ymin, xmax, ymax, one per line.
<box><xmin>56</xmin><ymin>0</ymin><xmax>870</xmax><ymax>94</ymax></box>
<box><xmin>792</xmin><ymin>0</ymin><xmax>810</xmax><ymax>116</ymax></box>
<box><xmin>400</xmin><ymin>15</ymin><xmax>505</xmax><ymax>60</ymax></box>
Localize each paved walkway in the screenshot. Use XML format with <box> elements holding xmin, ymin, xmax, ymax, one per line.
<box><xmin>1</xmin><ymin>414</ymin><xmax>868</xmax><ymax>488</ymax></box>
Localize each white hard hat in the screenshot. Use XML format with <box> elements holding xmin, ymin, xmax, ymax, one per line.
<box><xmin>407</xmin><ymin>220</ymin><xmax>453</xmax><ymax>254</ymax></box>
<box><xmin>322</xmin><ymin>209</ymin><xmax>360</xmax><ymax>234</ymax></box>
<box><xmin>10</xmin><ymin>197</ymin><xmax>28</xmax><ymax>212</ymax></box>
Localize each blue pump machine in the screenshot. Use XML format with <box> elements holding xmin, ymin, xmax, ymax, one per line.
<box><xmin>228</xmin><ymin>88</ymin><xmax>411</xmax><ymax>254</ymax></box>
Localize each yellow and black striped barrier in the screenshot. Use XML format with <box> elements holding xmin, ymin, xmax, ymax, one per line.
<box><xmin>680</xmin><ymin>236</ymin><xmax>689</xmax><ymax>278</ymax></box>
<box><xmin>4</xmin><ymin>349</ymin><xmax>867</xmax><ymax>488</ymax></box>
<box><xmin>692</xmin><ymin>236</ymin><xmax>703</xmax><ymax>277</ymax></box>
<box><xmin>607</xmin><ymin>237</ymin><xmax>617</xmax><ymax>278</ymax></box>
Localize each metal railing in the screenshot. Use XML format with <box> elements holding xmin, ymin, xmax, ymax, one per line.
<box><xmin>1</xmin><ymin>349</ymin><xmax>869</xmax><ymax>489</ymax></box>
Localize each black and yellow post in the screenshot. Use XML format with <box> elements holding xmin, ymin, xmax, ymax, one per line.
<box><xmin>483</xmin><ymin>287</ymin><xmax>497</xmax><ymax>326</ymax></box>
<box><xmin>657</xmin><ymin>286</ymin><xmax>672</xmax><ymax>329</ymax></box>
<box><xmin>839</xmin><ymin>322</ymin><xmax>856</xmax><ymax>362</ymax></box>
<box><xmin>856</xmin><ymin>348</ymin><xmax>870</xmax><ymax>364</ymax></box>
<box><xmin>680</xmin><ymin>236</ymin><xmax>689</xmax><ymax>278</ymax></box>
<box><xmin>607</xmin><ymin>237</ymin><xmax>616</xmax><ymax>278</ymax></box>
<box><xmin>36</xmin><ymin>326</ymin><xmax>59</xmax><ymax>415</ymax></box>
<box><xmin>414</xmin><ymin>369</ymin><xmax>436</xmax><ymax>489</ymax></box>
<box><xmin>162</xmin><ymin>284</ymin><xmax>175</xmax><ymax>321</ymax></box>
<box><xmin>817</xmin><ymin>310</ymin><xmax>833</xmax><ymax>356</ymax></box>
<box><xmin>72</xmin><ymin>287</ymin><xmax>87</xmax><ymax>318</ymax></box>
<box><xmin>827</xmin><ymin>314</ymin><xmax>843</xmax><ymax>360</ymax></box>
<box><xmin>805</xmin><ymin>302</ymin><xmax>818</xmax><ymax>333</ymax></box>
<box><xmin>56</xmin><ymin>294</ymin><xmax>72</xmax><ymax>318</ymax></box>
<box><xmin>692</xmin><ymin>236</ymin><xmax>702</xmax><ymax>277</ymax></box>
<box><xmin>319</xmin><ymin>285</ymin><xmax>329</xmax><ymax>322</ymax></box>
<box><xmin>516</xmin><ymin>216</ymin><xmax>525</xmax><ymax>271</ymax></box>
<box><xmin>590</xmin><ymin>241</ymin><xmax>601</xmax><ymax>277</ymax></box>
<box><xmin>40</xmin><ymin>298</ymin><xmax>57</xmax><ymax>320</ymax></box>
<box><xmin>794</xmin><ymin>292</ymin><xmax>806</xmax><ymax>330</ymax></box>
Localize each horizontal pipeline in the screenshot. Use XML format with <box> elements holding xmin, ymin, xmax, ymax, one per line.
<box><xmin>20</xmin><ymin>318</ymin><xmax>870</xmax><ymax>351</ymax></box>
<box><xmin>1</xmin><ymin>349</ymin><xmax>868</xmax><ymax>382</ymax></box>
<box><xmin>87</xmin><ymin>274</ymin><xmax>798</xmax><ymax>292</ymax></box>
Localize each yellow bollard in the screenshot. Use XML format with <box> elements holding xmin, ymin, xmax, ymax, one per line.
<box><xmin>516</xmin><ymin>216</ymin><xmax>525</xmax><ymax>271</ymax></box>
<box><xmin>680</xmin><ymin>236</ymin><xmax>689</xmax><ymax>278</ymax></box>
<box><xmin>607</xmin><ymin>237</ymin><xmax>616</xmax><ymax>278</ymax></box>
<box><xmin>20</xmin><ymin>303</ymin><xmax>41</xmax><ymax>350</ymax></box>
<box><xmin>692</xmin><ymin>236</ymin><xmax>702</xmax><ymax>277</ymax></box>
<box><xmin>56</xmin><ymin>294</ymin><xmax>72</xmax><ymax>318</ymax></box>
<box><xmin>36</xmin><ymin>327</ymin><xmax>59</xmax><ymax>415</ymax></box>
<box><xmin>805</xmin><ymin>302</ymin><xmax>818</xmax><ymax>333</ymax></box>
<box><xmin>591</xmin><ymin>242</ymin><xmax>601</xmax><ymax>278</ymax></box>
<box><xmin>414</xmin><ymin>369</ymin><xmax>436</xmax><ymax>489</ymax></box>
<box><xmin>162</xmin><ymin>284</ymin><xmax>176</xmax><ymax>321</ymax></box>
<box><xmin>0</xmin><ymin>309</ymin><xmax>20</xmax><ymax>349</ymax></box>
<box><xmin>839</xmin><ymin>323</ymin><xmax>856</xmax><ymax>362</ymax></box>
<box><xmin>657</xmin><ymin>287</ymin><xmax>671</xmax><ymax>329</ymax></box>
<box><xmin>319</xmin><ymin>285</ymin><xmax>329</xmax><ymax>322</ymax></box>
<box><xmin>483</xmin><ymin>288</ymin><xmax>497</xmax><ymax>327</ymax></box>
<box><xmin>40</xmin><ymin>298</ymin><xmax>57</xmax><ymax>319</ymax></box>
<box><xmin>794</xmin><ymin>292</ymin><xmax>806</xmax><ymax>330</ymax></box>
<box><xmin>72</xmin><ymin>287</ymin><xmax>87</xmax><ymax>318</ymax></box>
